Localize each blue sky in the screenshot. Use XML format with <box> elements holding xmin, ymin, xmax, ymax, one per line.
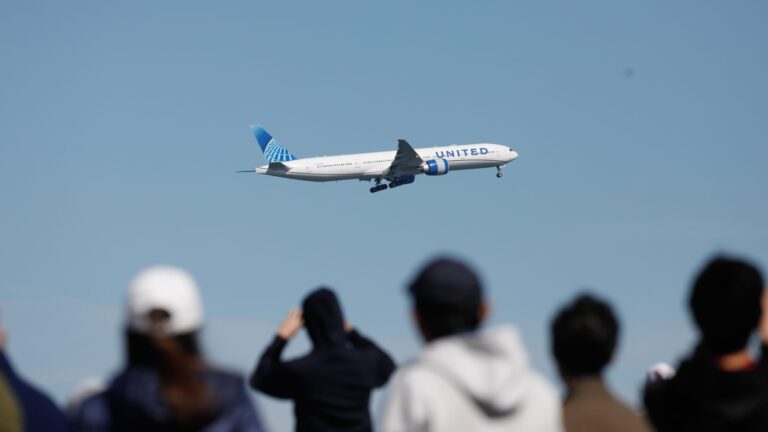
<box><xmin>1</xmin><ymin>1</ymin><xmax>767</xmax><ymax>429</ymax></box>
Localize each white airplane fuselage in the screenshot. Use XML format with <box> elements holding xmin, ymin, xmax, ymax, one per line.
<box><xmin>256</xmin><ymin>143</ymin><xmax>518</xmax><ymax>182</ymax></box>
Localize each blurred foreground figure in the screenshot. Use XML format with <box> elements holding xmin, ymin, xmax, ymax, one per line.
<box><xmin>551</xmin><ymin>294</ymin><xmax>650</xmax><ymax>432</ymax></box>
<box><xmin>379</xmin><ymin>258</ymin><xmax>562</xmax><ymax>432</ymax></box>
<box><xmin>644</xmin><ymin>256</ymin><xmax>768</xmax><ymax>431</ymax></box>
<box><xmin>70</xmin><ymin>266</ymin><xmax>265</xmax><ymax>432</ymax></box>
<box><xmin>250</xmin><ymin>287</ymin><xmax>395</xmax><ymax>432</ymax></box>
<box><xmin>0</xmin><ymin>318</ymin><xmax>67</xmax><ymax>432</ymax></box>
<box><xmin>0</xmin><ymin>372</ymin><xmax>22</xmax><ymax>432</ymax></box>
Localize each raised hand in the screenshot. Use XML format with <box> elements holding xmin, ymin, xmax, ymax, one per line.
<box><xmin>277</xmin><ymin>308</ymin><xmax>304</xmax><ymax>340</ymax></box>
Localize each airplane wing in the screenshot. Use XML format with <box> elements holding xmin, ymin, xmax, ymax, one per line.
<box><xmin>387</xmin><ymin>139</ymin><xmax>424</xmax><ymax>178</ymax></box>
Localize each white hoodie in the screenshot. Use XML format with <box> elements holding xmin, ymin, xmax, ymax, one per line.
<box><xmin>379</xmin><ymin>325</ymin><xmax>563</xmax><ymax>432</ymax></box>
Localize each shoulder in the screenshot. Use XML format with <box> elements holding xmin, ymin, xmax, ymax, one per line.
<box><xmin>204</xmin><ymin>369</ymin><xmax>264</xmax><ymax>430</ymax></box>
<box><xmin>390</xmin><ymin>359</ymin><xmax>441</xmax><ymax>385</ymax></box>
<box><xmin>5</xmin><ymin>370</ymin><xmax>67</xmax><ymax>428</ymax></box>
<box><xmin>205</xmin><ymin>368</ymin><xmax>250</xmax><ymax>397</ymax></box>
<box><xmin>565</xmin><ymin>392</ymin><xmax>649</xmax><ymax>431</ymax></box>
<box><xmin>71</xmin><ymin>391</ymin><xmax>111</xmax><ymax>430</ymax></box>
<box><xmin>384</xmin><ymin>358</ymin><xmax>463</xmax><ymax>408</ymax></box>
<box><xmin>527</xmin><ymin>369</ymin><xmax>560</xmax><ymax>397</ymax></box>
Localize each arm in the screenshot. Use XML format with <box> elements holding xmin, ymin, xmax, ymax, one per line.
<box><xmin>249</xmin><ymin>309</ymin><xmax>303</xmax><ymax>398</ymax></box>
<box><xmin>250</xmin><ymin>336</ymin><xmax>299</xmax><ymax>398</ymax></box>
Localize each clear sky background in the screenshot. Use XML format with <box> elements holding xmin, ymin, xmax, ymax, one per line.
<box><xmin>1</xmin><ymin>1</ymin><xmax>767</xmax><ymax>430</ymax></box>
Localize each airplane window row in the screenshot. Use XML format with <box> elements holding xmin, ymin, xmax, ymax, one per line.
<box><xmin>319</xmin><ymin>163</ymin><xmax>354</xmax><ymax>168</ymax></box>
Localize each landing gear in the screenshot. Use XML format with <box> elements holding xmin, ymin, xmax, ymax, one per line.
<box><xmin>370</xmin><ymin>178</ymin><xmax>388</xmax><ymax>193</ymax></box>
<box><xmin>369</xmin><ymin>176</ymin><xmax>414</xmax><ymax>192</ymax></box>
<box><xmin>496</xmin><ymin>166</ymin><xmax>503</xmax><ymax>178</ymax></box>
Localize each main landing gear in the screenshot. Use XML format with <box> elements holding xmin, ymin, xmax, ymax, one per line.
<box><xmin>370</xmin><ymin>178</ymin><xmax>388</xmax><ymax>193</ymax></box>
<box><xmin>496</xmin><ymin>166</ymin><xmax>503</xmax><ymax>178</ymax></box>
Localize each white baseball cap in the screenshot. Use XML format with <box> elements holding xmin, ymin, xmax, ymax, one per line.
<box><xmin>647</xmin><ymin>362</ymin><xmax>676</xmax><ymax>382</ymax></box>
<box><xmin>126</xmin><ymin>266</ymin><xmax>205</xmax><ymax>335</ymax></box>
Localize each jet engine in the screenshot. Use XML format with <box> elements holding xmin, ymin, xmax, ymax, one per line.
<box><xmin>421</xmin><ymin>159</ymin><xmax>449</xmax><ymax>176</ymax></box>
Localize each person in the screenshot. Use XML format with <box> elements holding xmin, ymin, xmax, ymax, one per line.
<box><xmin>551</xmin><ymin>293</ymin><xmax>650</xmax><ymax>432</ymax></box>
<box><xmin>70</xmin><ymin>265</ymin><xmax>265</xmax><ymax>432</ymax></box>
<box><xmin>644</xmin><ymin>255</ymin><xmax>768</xmax><ymax>431</ymax></box>
<box><xmin>250</xmin><ymin>287</ymin><xmax>395</xmax><ymax>432</ymax></box>
<box><xmin>0</xmin><ymin>317</ymin><xmax>67</xmax><ymax>432</ymax></box>
<box><xmin>379</xmin><ymin>257</ymin><xmax>563</xmax><ymax>432</ymax></box>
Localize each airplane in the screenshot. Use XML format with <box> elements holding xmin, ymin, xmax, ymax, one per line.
<box><xmin>239</xmin><ymin>124</ymin><xmax>519</xmax><ymax>193</ymax></box>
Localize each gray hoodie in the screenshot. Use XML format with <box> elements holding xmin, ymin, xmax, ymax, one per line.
<box><xmin>379</xmin><ymin>325</ymin><xmax>562</xmax><ymax>432</ymax></box>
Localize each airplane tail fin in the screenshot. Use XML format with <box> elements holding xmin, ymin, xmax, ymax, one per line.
<box><xmin>251</xmin><ymin>124</ymin><xmax>297</xmax><ymax>163</ymax></box>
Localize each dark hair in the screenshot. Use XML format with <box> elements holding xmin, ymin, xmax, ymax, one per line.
<box><xmin>125</xmin><ymin>311</ymin><xmax>216</xmax><ymax>426</ymax></box>
<box><xmin>408</xmin><ymin>258</ymin><xmax>484</xmax><ymax>340</ymax></box>
<box><xmin>551</xmin><ymin>293</ymin><xmax>619</xmax><ymax>377</ymax></box>
<box><xmin>690</xmin><ymin>256</ymin><xmax>764</xmax><ymax>355</ymax></box>
<box><xmin>126</xmin><ymin>330</ymin><xmax>201</xmax><ymax>366</ymax></box>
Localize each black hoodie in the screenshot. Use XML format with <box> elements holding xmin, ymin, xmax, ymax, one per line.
<box><xmin>644</xmin><ymin>343</ymin><xmax>768</xmax><ymax>432</ymax></box>
<box><xmin>250</xmin><ymin>288</ymin><xmax>396</xmax><ymax>432</ymax></box>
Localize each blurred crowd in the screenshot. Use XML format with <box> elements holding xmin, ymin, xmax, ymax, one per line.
<box><xmin>1</xmin><ymin>253</ymin><xmax>766</xmax><ymax>432</ymax></box>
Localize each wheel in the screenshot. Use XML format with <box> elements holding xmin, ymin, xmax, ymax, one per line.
<box><xmin>496</xmin><ymin>172</ymin><xmax>503</xmax><ymax>178</ymax></box>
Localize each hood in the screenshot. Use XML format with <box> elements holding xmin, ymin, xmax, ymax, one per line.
<box><xmin>420</xmin><ymin>325</ymin><xmax>537</xmax><ymax>417</ymax></box>
<box><xmin>302</xmin><ymin>287</ymin><xmax>347</xmax><ymax>348</ymax></box>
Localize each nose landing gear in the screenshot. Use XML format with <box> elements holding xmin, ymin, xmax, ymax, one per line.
<box><xmin>496</xmin><ymin>166</ymin><xmax>503</xmax><ymax>178</ymax></box>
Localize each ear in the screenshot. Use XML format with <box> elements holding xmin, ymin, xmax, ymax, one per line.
<box><xmin>412</xmin><ymin>309</ymin><xmax>431</xmax><ymax>343</ymax></box>
<box><xmin>478</xmin><ymin>301</ymin><xmax>491</xmax><ymax>324</ymax></box>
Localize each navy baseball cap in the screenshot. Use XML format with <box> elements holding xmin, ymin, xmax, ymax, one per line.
<box><xmin>408</xmin><ymin>257</ymin><xmax>483</xmax><ymax>312</ymax></box>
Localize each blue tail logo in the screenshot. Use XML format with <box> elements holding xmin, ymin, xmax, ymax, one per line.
<box><xmin>251</xmin><ymin>124</ymin><xmax>297</xmax><ymax>163</ymax></box>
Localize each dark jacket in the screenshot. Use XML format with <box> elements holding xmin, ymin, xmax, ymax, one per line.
<box><xmin>0</xmin><ymin>350</ymin><xmax>67</xmax><ymax>432</ymax></box>
<box><xmin>70</xmin><ymin>366</ymin><xmax>265</xmax><ymax>432</ymax></box>
<box><xmin>644</xmin><ymin>343</ymin><xmax>768</xmax><ymax>432</ymax></box>
<box><xmin>563</xmin><ymin>377</ymin><xmax>650</xmax><ymax>432</ymax></box>
<box><xmin>250</xmin><ymin>288</ymin><xmax>396</xmax><ymax>432</ymax></box>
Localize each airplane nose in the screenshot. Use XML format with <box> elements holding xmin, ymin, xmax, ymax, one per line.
<box><xmin>509</xmin><ymin>149</ymin><xmax>519</xmax><ymax>160</ymax></box>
